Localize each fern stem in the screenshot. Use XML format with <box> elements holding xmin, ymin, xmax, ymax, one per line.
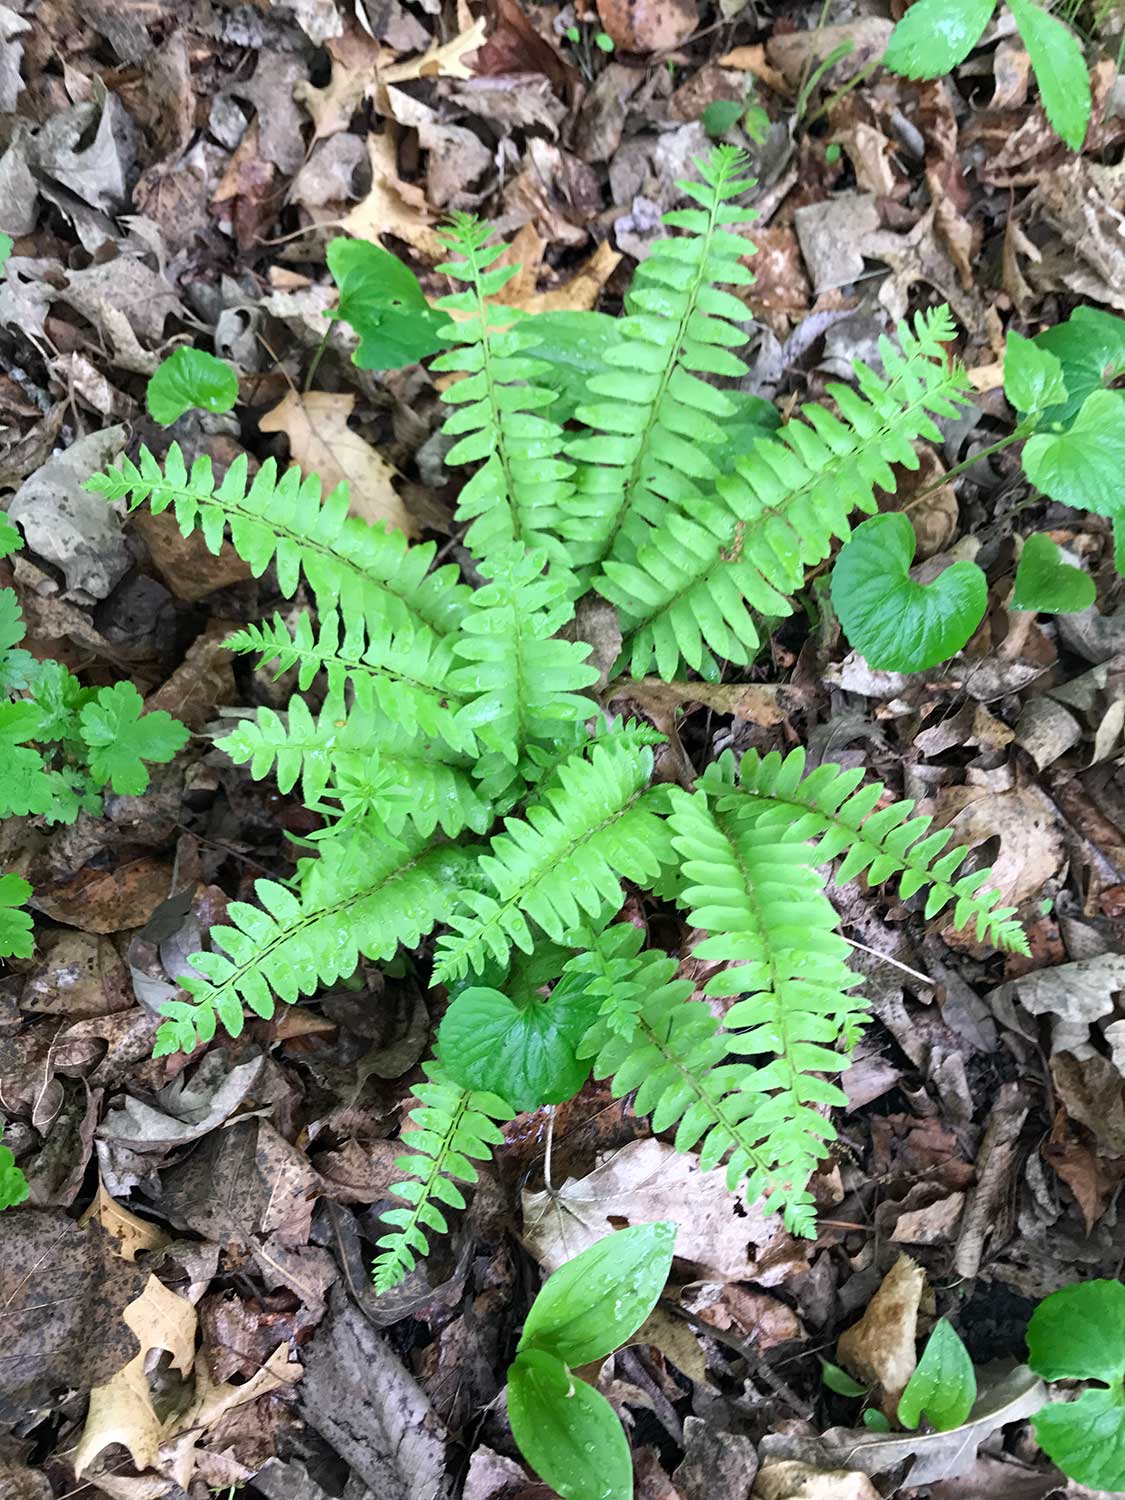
<box><xmin>470</xmin><ymin>268</ymin><xmax>524</xmax><ymax>547</ymax></box>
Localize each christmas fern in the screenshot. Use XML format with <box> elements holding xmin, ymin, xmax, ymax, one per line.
<box><xmin>80</xmin><ymin>146</ymin><xmax>1052</xmax><ymax>1294</ymax></box>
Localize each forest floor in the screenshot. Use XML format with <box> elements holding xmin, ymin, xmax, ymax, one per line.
<box><xmin>2</xmin><ymin>0</ymin><xmax>1125</xmax><ymax>1498</ymax></box>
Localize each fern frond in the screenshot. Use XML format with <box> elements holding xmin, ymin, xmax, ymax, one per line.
<box><xmin>449</xmin><ymin>546</ymin><xmax>599</xmax><ymax>768</ymax></box>
<box><xmin>664</xmin><ymin>787</ymin><xmax>867</xmax><ymax>1231</ymax></box>
<box><xmin>433</xmin><ymin>216</ymin><xmax>575</xmax><ymax>565</ymax></box>
<box><xmin>86</xmin><ymin>445</ymin><xmax>468</xmax><ymax>639</ymax></box>
<box><xmin>562</xmin><ymin>147</ymin><xmax>758</xmax><ymax>570</ymax></box>
<box><xmin>373</xmin><ymin>1063</ymin><xmax>514</xmax><ymax>1292</ymax></box>
<box><xmin>154</xmin><ymin>831</ymin><xmax>471</xmax><ymax>1054</ymax></box>
<box><xmin>724</xmin><ymin>747</ymin><xmax>1028</xmax><ymax>953</ymax></box>
<box><xmin>600</xmin><ymin>306</ymin><xmax>972</xmax><ymax>678</ymax></box>
<box><xmin>225</xmin><ymin>609</ymin><xmax>474</xmax><ymax>756</ymax></box>
<box><xmin>432</xmin><ymin>740</ymin><xmax>673</xmax><ymax>985</ymax></box>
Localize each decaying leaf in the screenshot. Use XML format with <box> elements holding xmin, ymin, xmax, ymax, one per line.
<box><xmin>754</xmin><ymin>1460</ymin><xmax>880</xmax><ymax>1500</ymax></box>
<box><xmin>836</xmin><ymin>1254</ymin><xmax>925</xmax><ymax>1415</ymax></box>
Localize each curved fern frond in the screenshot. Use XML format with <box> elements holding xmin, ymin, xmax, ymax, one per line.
<box><xmin>600</xmin><ymin>306</ymin><xmax>972</xmax><ymax>678</ymax></box>
<box><xmin>373</xmin><ymin>1063</ymin><xmax>514</xmax><ymax>1292</ymax></box>
<box><xmin>154</xmin><ymin>831</ymin><xmax>471</xmax><ymax>1054</ymax></box>
<box><xmin>562</xmin><ymin>147</ymin><xmax>758</xmax><ymax>570</ymax></box>
<box><xmin>665</xmin><ymin>787</ymin><xmax>867</xmax><ymax>1231</ymax></box>
<box><xmin>449</xmin><ymin>546</ymin><xmax>599</xmax><ymax>769</ymax></box>
<box><xmin>433</xmin><ymin>217</ymin><xmax>575</xmax><ymax>565</ymax></box>
<box><xmin>722</xmin><ymin>747</ymin><xmax>1028</xmax><ymax>953</ymax></box>
<box><xmin>432</xmin><ymin>739</ymin><xmax>673</xmax><ymax>985</ymax></box>
<box><xmin>225</xmin><ymin>610</ymin><xmax>474</xmax><ymax>756</ymax></box>
<box><xmin>86</xmin><ymin>445</ymin><xmax>468</xmax><ymax>639</ymax></box>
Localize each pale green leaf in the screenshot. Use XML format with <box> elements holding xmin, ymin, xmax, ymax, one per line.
<box><xmin>1022</xmin><ymin>389</ymin><xmax>1125</xmax><ymax>520</ymax></box>
<box><xmin>1008</xmin><ymin>0</ymin><xmax>1090</xmax><ymax>151</ymax></box>
<box><xmin>79</xmin><ymin>682</ymin><xmax>190</xmax><ymax>796</ymax></box>
<box><xmin>1011</xmin><ymin>534</ymin><xmax>1095</xmax><ymax>614</ymax></box>
<box><xmin>328</xmin><ymin>237</ymin><xmax>446</xmax><ymax>370</ymax></box>
<box><xmin>507</xmin><ymin>1349</ymin><xmax>632</xmax><ymax>1500</ymax></box>
<box><xmin>898</xmin><ymin>1318</ymin><xmax>976</xmax><ymax>1433</ymax></box>
<box><xmin>1003</xmin><ymin>331</ymin><xmax>1068</xmax><ymax>416</ymax></box>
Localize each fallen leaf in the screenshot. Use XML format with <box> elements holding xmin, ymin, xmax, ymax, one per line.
<box><xmin>608</xmin><ymin>676</ymin><xmax>790</xmax><ymax>729</ymax></box>
<box><xmin>381</xmin><ymin>14</ymin><xmax>487</xmax><ymax>81</ymax></box>
<box><xmin>1051</xmin><ymin>1052</ymin><xmax>1125</xmax><ymax>1156</ymax></box>
<box><xmin>259</xmin><ymin>390</ymin><xmax>416</xmax><ymax>538</ymax></box>
<box><xmin>596</xmin><ymin>0</ymin><xmax>697</xmax><ymax>52</ymax></box>
<box><xmin>132</xmin><ymin>502</ymin><xmax>254</xmax><ymax>603</ymax></box>
<box><xmin>927</xmin><ymin>784</ymin><xmax>1065</xmax><ymax>912</ymax></box>
<box><xmin>754</xmin><ymin>1460</ymin><xmax>880</xmax><ymax>1500</ymax></box>
<box><xmin>836</xmin><ymin>1253</ymin><xmax>925</xmax><ymax>1414</ymax></box>
<box><xmin>80</xmin><ymin>1178</ymin><xmax>170</xmax><ymax>1261</ymax></box>
<box><xmin>339</xmin><ymin>133</ymin><xmax>443</xmax><ymax>260</ymax></box>
<box><xmin>717</xmin><ymin>44</ymin><xmax>790</xmax><ymax>95</ymax></box>
<box><xmin>522</xmin><ymin>1137</ymin><xmax>788</xmax><ymax>1281</ymax></box>
<box><xmin>988</xmin><ymin>953</ymin><xmax>1125</xmax><ymax>1028</ymax></box>
<box><xmin>29</xmin><ymin>858</ymin><xmax>173</xmax><ymax>935</ymax></box>
<box><xmin>766</xmin><ymin>19</ymin><xmax>892</xmax><ymax>89</ymax></box>
<box><xmin>513</xmin><ymin>239</ymin><xmax>622</xmax><ymax>315</ymax></box>
<box><xmin>674</xmin><ymin>1417</ymin><xmax>758</xmax><ymax>1500</ymax></box>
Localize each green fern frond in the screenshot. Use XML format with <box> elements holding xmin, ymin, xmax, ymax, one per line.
<box><xmin>723</xmin><ymin>747</ymin><xmax>1028</xmax><ymax>953</ymax></box>
<box><xmin>562</xmin><ymin>147</ymin><xmax>758</xmax><ymax>570</ymax></box>
<box><xmin>154</xmin><ymin>831</ymin><xmax>471</xmax><ymax>1054</ymax></box>
<box><xmin>86</xmin><ymin>445</ymin><xmax>468</xmax><ymax>639</ymax></box>
<box><xmin>433</xmin><ymin>216</ymin><xmax>575</xmax><ymax>565</ymax></box>
<box><xmin>373</xmin><ymin>1063</ymin><xmax>514</xmax><ymax>1292</ymax></box>
<box><xmin>665</xmin><ymin>787</ymin><xmax>867</xmax><ymax>1231</ymax></box>
<box><xmin>449</xmin><ymin>546</ymin><xmax>600</xmax><ymax>769</ymax></box>
<box><xmin>225</xmin><ymin>610</ymin><xmax>474</xmax><ymax>757</ymax></box>
<box><xmin>600</xmin><ymin>306</ymin><xmax>972</xmax><ymax>678</ymax></box>
<box><xmin>432</xmin><ymin>739</ymin><xmax>673</xmax><ymax>985</ymax></box>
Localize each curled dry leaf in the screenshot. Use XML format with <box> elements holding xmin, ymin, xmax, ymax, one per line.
<box><xmin>836</xmin><ymin>1253</ymin><xmax>925</xmax><ymax>1415</ymax></box>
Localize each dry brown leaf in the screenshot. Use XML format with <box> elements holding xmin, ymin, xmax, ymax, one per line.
<box><xmin>381</xmin><ymin>15</ymin><xmax>487</xmax><ymax>82</ymax></box>
<box><xmin>259</xmin><ymin>390</ymin><xmax>417</xmax><ymax>539</ymax></box>
<box><xmin>836</xmin><ymin>1253</ymin><xmax>924</xmax><ymax>1415</ymax></box>
<box><xmin>766</xmin><ymin>19</ymin><xmax>892</xmax><ymax>89</ymax></box>
<box><xmin>608</xmin><ymin>676</ymin><xmax>789</xmax><ymax>729</ymax></box>
<box><xmin>339</xmin><ymin>134</ymin><xmax>443</xmax><ymax>260</ymax></box>
<box><xmin>716</xmin><ymin>44</ymin><xmax>790</xmax><ymax>95</ymax></box>
<box><xmin>74</xmin><ymin>1275</ymin><xmax>197</xmax><ymax>1476</ymax></box>
<box><xmin>928</xmin><ymin>784</ymin><xmax>1065</xmax><ymax>911</ymax></box>
<box><xmin>516</xmin><ymin>240</ymin><xmax>622</xmax><ymax>314</ymax></box>
<box><xmin>754</xmin><ymin>1461</ymin><xmax>880</xmax><ymax>1500</ymax></box>
<box><xmin>79</xmin><ymin>1179</ymin><xmax>169</xmax><ymax>1262</ymax></box>
<box><xmin>596</xmin><ymin>0</ymin><xmax>697</xmax><ymax>53</ymax></box>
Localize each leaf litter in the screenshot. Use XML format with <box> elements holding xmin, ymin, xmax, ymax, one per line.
<box><xmin>2</xmin><ymin>0</ymin><xmax>1125</xmax><ymax>1495</ymax></box>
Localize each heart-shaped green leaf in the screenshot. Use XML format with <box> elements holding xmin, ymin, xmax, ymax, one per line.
<box><xmin>1033</xmin><ymin>306</ymin><xmax>1125</xmax><ymax>427</ymax></box>
<box><xmin>327</xmin><ymin>238</ymin><xmax>446</xmax><ymax>370</ymax></box>
<box><xmin>507</xmin><ymin>1349</ymin><xmax>633</xmax><ymax>1500</ymax></box>
<box><xmin>437</xmin><ymin>983</ymin><xmax>599</xmax><ymax>1113</ymax></box>
<box><xmin>1028</xmin><ymin>1279</ymin><xmax>1125</xmax><ymax>1383</ymax></box>
<box><xmin>898</xmin><ymin>1318</ymin><xmax>977</xmax><ymax>1433</ymax></box>
<box><xmin>519</xmin><ymin>1222</ymin><xmax>676</xmax><ymax>1367</ymax></box>
<box><xmin>1022</xmin><ymin>389</ymin><xmax>1125</xmax><ymax>521</ymax></box>
<box><xmin>1032</xmin><ymin>1387</ymin><xmax>1125</xmax><ymax>1492</ymax></box>
<box><xmin>147</xmin><ymin>348</ymin><xmax>238</xmax><ymax>425</ymax></box>
<box><xmin>830</xmin><ymin>513</ymin><xmax>988</xmax><ymax>672</ymax></box>
<box><xmin>1011</xmin><ymin>534</ymin><xmax>1095</xmax><ymax>614</ymax></box>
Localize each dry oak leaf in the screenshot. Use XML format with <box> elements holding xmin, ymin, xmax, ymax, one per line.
<box><xmin>836</xmin><ymin>1253</ymin><xmax>925</xmax><ymax>1416</ymax></box>
<box><xmin>381</xmin><ymin>14</ymin><xmax>487</xmax><ymax>81</ymax></box>
<box><xmin>79</xmin><ymin>1177</ymin><xmax>170</xmax><ymax>1262</ymax></box>
<box><xmin>259</xmin><ymin>390</ymin><xmax>417</xmax><ymax>539</ymax></box>
<box><xmin>596</xmin><ymin>0</ymin><xmax>697</xmax><ymax>54</ymax></box>
<box><xmin>338</xmin><ymin>134</ymin><xmax>443</xmax><ymax>260</ymax></box>
<box><xmin>513</xmin><ymin>239</ymin><xmax>622</xmax><ymax>315</ymax></box>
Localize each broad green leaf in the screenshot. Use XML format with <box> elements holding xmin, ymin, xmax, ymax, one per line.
<box><xmin>1011</xmin><ymin>534</ymin><xmax>1095</xmax><ymax>614</ymax></box>
<box><xmin>702</xmin><ymin>100</ymin><xmax>743</xmax><ymax>138</ymax></box>
<box><xmin>898</xmin><ymin>1318</ymin><xmax>977</xmax><ymax>1433</ymax></box>
<box><xmin>147</xmin><ymin>347</ymin><xmax>238</xmax><ymax>425</ymax></box>
<box><xmin>0</xmin><ymin>873</ymin><xmax>33</xmax><ymax>960</ymax></box>
<box><xmin>0</xmin><ymin>1124</ymin><xmax>28</xmax><ymax>1211</ymax></box>
<box><xmin>1003</xmin><ymin>331</ymin><xmax>1068</xmax><ymax>417</ymax></box>
<box><xmin>1027</xmin><ymin>1279</ymin><xmax>1125</xmax><ymax>1381</ymax></box>
<box><xmin>507</xmin><ymin>1349</ymin><xmax>632</xmax><ymax>1500</ymax></box>
<box><xmin>0</xmin><ymin>514</ymin><xmax>20</xmax><ymax>558</ymax></box>
<box><xmin>79</xmin><ymin>682</ymin><xmax>190</xmax><ymax>796</ymax></box>
<box><xmin>821</xmin><ymin>1360</ymin><xmax>869</xmax><ymax>1397</ymax></box>
<box><xmin>520</xmin><ymin>310</ymin><xmax>620</xmax><ymax>421</ymax></box>
<box><xmin>830</xmin><ymin>513</ymin><xmax>988</xmax><ymax>672</ymax></box>
<box><xmin>1034</xmin><ymin>306</ymin><xmax>1125</xmax><ymax>427</ymax></box>
<box><xmin>327</xmin><ymin>237</ymin><xmax>446</xmax><ymax>370</ymax></box>
<box><xmin>884</xmin><ymin>0</ymin><xmax>996</xmax><ymax>79</ymax></box>
<box><xmin>1033</xmin><ymin>1386</ymin><xmax>1125</xmax><ymax>1492</ymax></box>
<box><xmin>1008</xmin><ymin>0</ymin><xmax>1090</xmax><ymax>151</ymax></box>
<box><xmin>1022</xmin><ymin>389</ymin><xmax>1125</xmax><ymax>521</ymax></box>
<box><xmin>437</xmin><ymin>983</ymin><xmax>599</xmax><ymax>1113</ymax></box>
<box><xmin>518</xmin><ymin>1223</ymin><xmax>677</xmax><ymax>1367</ymax></box>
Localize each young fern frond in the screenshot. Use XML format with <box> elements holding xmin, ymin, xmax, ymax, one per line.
<box><xmin>155</xmin><ymin>832</ymin><xmax>472</xmax><ymax>1054</ymax></box>
<box><xmin>86</xmin><ymin>445</ymin><xmax>468</xmax><ymax>639</ymax></box>
<box><xmin>600</xmin><ymin>306</ymin><xmax>973</xmax><ymax>679</ymax></box>
<box><xmin>563</xmin><ymin>146</ymin><xmax>758</xmax><ymax>570</ymax></box>
<box><xmin>432</xmin><ymin>740</ymin><xmax>673</xmax><ymax>985</ymax></box>
<box><xmin>724</xmin><ymin>747</ymin><xmax>1029</xmax><ymax>953</ymax></box>
<box><xmin>225</xmin><ymin>610</ymin><xmax>475</xmax><ymax>756</ymax></box>
<box><xmin>373</xmin><ymin>1063</ymin><xmax>514</xmax><ymax>1293</ymax></box>
<box><xmin>433</xmin><ymin>216</ymin><xmax>575</xmax><ymax>565</ymax></box>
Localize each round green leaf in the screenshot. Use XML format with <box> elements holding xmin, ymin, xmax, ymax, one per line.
<box><xmin>1033</xmin><ymin>1384</ymin><xmax>1125</xmax><ymax>1491</ymax></box>
<box><xmin>1033</xmin><ymin>306</ymin><xmax>1125</xmax><ymax>427</ymax></box>
<box><xmin>884</xmin><ymin>0</ymin><xmax>996</xmax><ymax>79</ymax></box>
<box><xmin>1022</xmin><ymin>389</ymin><xmax>1125</xmax><ymax>520</ymax></box>
<box><xmin>507</xmin><ymin>1349</ymin><xmax>633</xmax><ymax>1500</ymax></box>
<box><xmin>830</xmin><ymin>513</ymin><xmax>988</xmax><ymax>672</ymax></box>
<box><xmin>1003</xmin><ymin>331</ymin><xmax>1068</xmax><ymax>417</ymax></box>
<box><xmin>437</xmin><ymin>983</ymin><xmax>599</xmax><ymax>1113</ymax></box>
<box><xmin>147</xmin><ymin>347</ymin><xmax>238</xmax><ymax>425</ymax></box>
<box><xmin>1007</xmin><ymin>0</ymin><xmax>1090</xmax><ymax>151</ymax></box>
<box><xmin>327</xmin><ymin>237</ymin><xmax>446</xmax><ymax>370</ymax></box>
<box><xmin>1011</xmin><ymin>534</ymin><xmax>1095</xmax><ymax>615</ymax></box>
<box><xmin>1027</xmin><ymin>1279</ymin><xmax>1125</xmax><ymax>1382</ymax></box>
<box><xmin>518</xmin><ymin>1223</ymin><xmax>677</xmax><ymax>1367</ymax></box>
<box><xmin>898</xmin><ymin>1318</ymin><xmax>977</xmax><ymax>1433</ymax></box>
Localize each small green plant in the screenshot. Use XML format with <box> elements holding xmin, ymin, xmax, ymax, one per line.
<box><xmin>702</xmin><ymin>92</ymin><xmax>771</xmax><ymax>145</ymax></box>
<box><xmin>825</xmin><ymin>1317</ymin><xmax>976</xmax><ymax>1433</ymax></box>
<box><xmin>327</xmin><ymin>238</ymin><xmax>446</xmax><ymax>371</ymax></box>
<box><xmin>563</xmin><ymin>19</ymin><xmax>614</xmax><ymax>79</ymax></box>
<box><xmin>1028</xmin><ymin>1279</ymin><xmax>1125</xmax><ymax>1491</ymax></box>
<box><xmin>884</xmin><ymin>0</ymin><xmax>1091</xmax><ymax>150</ymax></box>
<box><xmin>1011</xmin><ymin>534</ymin><xmax>1096</xmax><ymax>614</ymax></box>
<box><xmin>147</xmin><ymin>347</ymin><xmax>238</xmax><ymax>425</ymax></box>
<box><xmin>0</xmin><ymin>1123</ymin><xmax>29</xmax><ymax>1210</ymax></box>
<box><xmin>506</xmin><ymin>1223</ymin><xmax>675</xmax><ymax>1500</ymax></box>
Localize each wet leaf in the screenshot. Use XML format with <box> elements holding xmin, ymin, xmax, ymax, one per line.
<box><xmin>898</xmin><ymin>1318</ymin><xmax>976</xmax><ymax>1432</ymax></box>
<box><xmin>508</xmin><ymin>1348</ymin><xmax>632</xmax><ymax>1500</ymax></box>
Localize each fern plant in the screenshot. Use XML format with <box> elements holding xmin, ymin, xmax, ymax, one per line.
<box><xmin>86</xmin><ymin>145</ymin><xmax>1043</xmax><ymax>1292</ymax></box>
